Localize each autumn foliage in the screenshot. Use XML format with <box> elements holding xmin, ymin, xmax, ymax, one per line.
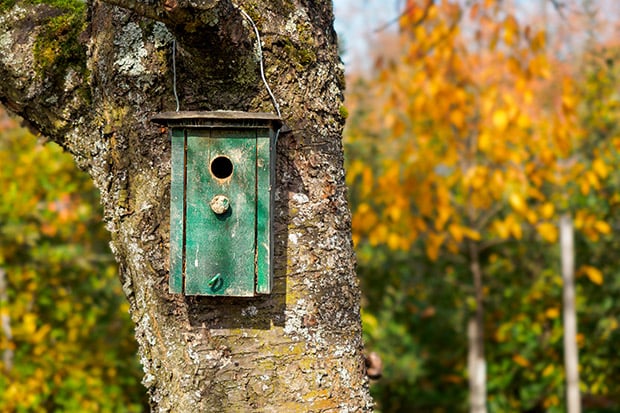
<box><xmin>0</xmin><ymin>108</ymin><xmax>145</xmax><ymax>411</ymax></box>
<box><xmin>345</xmin><ymin>0</ymin><xmax>620</xmax><ymax>411</ymax></box>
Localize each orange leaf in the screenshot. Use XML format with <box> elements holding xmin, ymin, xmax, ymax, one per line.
<box><xmin>513</xmin><ymin>354</ymin><xmax>530</xmax><ymax>368</ymax></box>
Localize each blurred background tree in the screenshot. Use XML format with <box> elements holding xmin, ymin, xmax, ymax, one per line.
<box><xmin>0</xmin><ymin>107</ymin><xmax>146</xmax><ymax>412</ymax></box>
<box><xmin>343</xmin><ymin>0</ymin><xmax>620</xmax><ymax>412</ymax></box>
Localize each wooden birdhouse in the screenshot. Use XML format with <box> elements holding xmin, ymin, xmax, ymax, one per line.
<box><xmin>152</xmin><ymin>111</ymin><xmax>281</xmax><ymax>296</ymax></box>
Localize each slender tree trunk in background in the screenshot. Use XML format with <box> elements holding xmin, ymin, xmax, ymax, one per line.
<box><xmin>560</xmin><ymin>213</ymin><xmax>581</xmax><ymax>413</ymax></box>
<box><xmin>0</xmin><ymin>0</ymin><xmax>373</xmax><ymax>410</ymax></box>
<box><xmin>468</xmin><ymin>241</ymin><xmax>487</xmax><ymax>413</ymax></box>
<box><xmin>0</xmin><ymin>268</ymin><xmax>13</xmax><ymax>373</ymax></box>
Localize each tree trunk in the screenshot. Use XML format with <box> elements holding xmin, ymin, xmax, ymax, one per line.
<box><xmin>0</xmin><ymin>268</ymin><xmax>12</xmax><ymax>373</ymax></box>
<box><xmin>468</xmin><ymin>241</ymin><xmax>487</xmax><ymax>413</ymax></box>
<box><xmin>0</xmin><ymin>0</ymin><xmax>373</xmax><ymax>410</ymax></box>
<box><xmin>560</xmin><ymin>213</ymin><xmax>581</xmax><ymax>413</ymax></box>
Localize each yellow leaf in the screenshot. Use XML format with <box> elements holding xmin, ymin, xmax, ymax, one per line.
<box><xmin>502</xmin><ymin>15</ymin><xmax>519</xmax><ymax>47</ymax></box>
<box><xmin>593</xmin><ymin>158</ymin><xmax>609</xmax><ymax>179</ymax></box>
<box><xmin>507</xmin><ymin>215</ymin><xmax>522</xmax><ymax>240</ymax></box>
<box><xmin>478</xmin><ymin>131</ymin><xmax>492</xmax><ymax>152</ymax></box>
<box><xmin>386</xmin><ymin>205</ymin><xmax>402</xmax><ymax>222</ymax></box>
<box><xmin>580</xmin><ymin>178</ymin><xmax>590</xmax><ymax>195</ymax></box>
<box><xmin>23</xmin><ymin>313</ymin><xmax>37</xmax><ymax>335</ymax></box>
<box><xmin>493</xmin><ymin>219</ymin><xmax>509</xmax><ymax>239</ymax></box>
<box><xmin>537</xmin><ymin>222</ymin><xmax>558</xmax><ymax>243</ymax></box>
<box><xmin>449</xmin><ymin>224</ymin><xmax>464</xmax><ymax>243</ymax></box>
<box><xmin>426</xmin><ymin>233</ymin><xmax>445</xmax><ymax>261</ymax></box>
<box><xmin>586</xmin><ymin>171</ymin><xmax>601</xmax><ymax>190</ymax></box>
<box><xmin>357</xmin><ymin>202</ymin><xmax>370</xmax><ymax>215</ymax></box>
<box><xmin>574</xmin><ymin>210</ymin><xmax>586</xmax><ymax>229</ymax></box>
<box><xmin>435</xmin><ymin>204</ymin><xmax>451</xmax><ymax>231</ymax></box>
<box><xmin>462</xmin><ymin>227</ymin><xmax>481</xmax><ymax>241</ymax></box>
<box><xmin>545</xmin><ymin>308</ymin><xmax>560</xmax><ymax>319</ymax></box>
<box><xmin>31</xmin><ymin>324</ymin><xmax>51</xmax><ymax>344</ymax></box>
<box><xmin>509</xmin><ymin>193</ymin><xmax>527</xmax><ymax>215</ymax></box>
<box><xmin>362</xmin><ymin>312</ymin><xmax>378</xmax><ymax>331</ymax></box>
<box><xmin>449</xmin><ymin>110</ymin><xmax>465</xmax><ymax>129</ymax></box>
<box><xmin>369</xmin><ymin>224</ymin><xmax>388</xmax><ymax>247</ymax></box>
<box><xmin>513</xmin><ymin>354</ymin><xmax>530</xmax><ymax>367</ymax></box>
<box><xmin>541</xmin><ymin>203</ymin><xmax>555</xmax><ymax>219</ymax></box>
<box><xmin>542</xmin><ymin>364</ymin><xmax>555</xmax><ymax>377</ymax></box>
<box><xmin>562</xmin><ymin>93</ymin><xmax>577</xmax><ymax>112</ymax></box>
<box><xmin>387</xmin><ymin>233</ymin><xmax>401</xmax><ymax>250</ymax></box>
<box><xmin>492</xmin><ymin>109</ymin><xmax>509</xmax><ymax>131</ymax></box>
<box><xmin>594</xmin><ymin>220</ymin><xmax>611</xmax><ymax>235</ymax></box>
<box><xmin>579</xmin><ymin>265</ymin><xmax>603</xmax><ymax>285</ymax></box>
<box><xmin>530</xmin><ymin>30</ymin><xmax>546</xmax><ymax>52</ymax></box>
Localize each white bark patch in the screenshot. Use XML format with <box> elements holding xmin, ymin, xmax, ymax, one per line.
<box><xmin>337</xmin><ymin>365</ymin><xmax>351</xmax><ymax>386</ymax></box>
<box><xmin>283</xmin><ymin>298</ymin><xmax>307</xmax><ymax>339</ymax></box>
<box><xmin>283</xmin><ymin>8</ymin><xmax>310</xmax><ymax>38</ymax></box>
<box><xmin>187</xmin><ymin>344</ymin><xmax>200</xmax><ymax>364</ymax></box>
<box><xmin>139</xmin><ymin>313</ymin><xmax>156</xmax><ymax>345</ymax></box>
<box><xmin>292</xmin><ymin>192</ymin><xmax>309</xmax><ymax>204</ymax></box>
<box><xmin>288</xmin><ymin>233</ymin><xmax>299</xmax><ymax>245</ymax></box>
<box><xmin>114</xmin><ymin>22</ymin><xmax>147</xmax><ymax>76</ymax></box>
<box><xmin>142</xmin><ymin>372</ymin><xmax>156</xmax><ymax>387</ymax></box>
<box><xmin>241</xmin><ymin>305</ymin><xmax>258</xmax><ymax>317</ymax></box>
<box><xmin>150</xmin><ymin>22</ymin><xmax>174</xmax><ymax>48</ymax></box>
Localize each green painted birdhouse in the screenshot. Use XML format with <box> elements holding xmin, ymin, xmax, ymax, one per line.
<box><xmin>152</xmin><ymin>111</ymin><xmax>281</xmax><ymax>296</ymax></box>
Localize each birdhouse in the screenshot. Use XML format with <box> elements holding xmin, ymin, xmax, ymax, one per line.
<box><xmin>152</xmin><ymin>111</ymin><xmax>281</xmax><ymax>296</ymax></box>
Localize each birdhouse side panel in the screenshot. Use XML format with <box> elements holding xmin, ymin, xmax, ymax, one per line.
<box><xmin>256</xmin><ymin>129</ymin><xmax>273</xmax><ymax>294</ymax></box>
<box><xmin>169</xmin><ymin>128</ymin><xmax>186</xmax><ymax>294</ymax></box>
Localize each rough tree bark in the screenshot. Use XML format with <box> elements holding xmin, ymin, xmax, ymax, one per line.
<box><xmin>0</xmin><ymin>0</ymin><xmax>373</xmax><ymax>410</ymax></box>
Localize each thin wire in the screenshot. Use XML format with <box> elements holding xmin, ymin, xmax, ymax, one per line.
<box><xmin>170</xmin><ymin>7</ymin><xmax>281</xmax><ymax>122</ymax></box>
<box><xmin>236</xmin><ymin>6</ymin><xmax>281</xmax><ymax>118</ymax></box>
<box><xmin>172</xmin><ymin>38</ymin><xmax>180</xmax><ymax>112</ymax></box>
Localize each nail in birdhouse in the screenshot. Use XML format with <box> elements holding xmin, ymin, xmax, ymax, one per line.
<box><xmin>152</xmin><ymin>111</ymin><xmax>281</xmax><ymax>296</ymax></box>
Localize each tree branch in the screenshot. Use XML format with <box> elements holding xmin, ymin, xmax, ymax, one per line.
<box><xmin>100</xmin><ymin>0</ymin><xmax>233</xmax><ymax>30</ymax></box>
<box><xmin>374</xmin><ymin>0</ymin><xmax>435</xmax><ymax>33</ymax></box>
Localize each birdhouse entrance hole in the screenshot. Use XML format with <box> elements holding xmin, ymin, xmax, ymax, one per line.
<box><xmin>211</xmin><ymin>156</ymin><xmax>234</xmax><ymax>179</ymax></box>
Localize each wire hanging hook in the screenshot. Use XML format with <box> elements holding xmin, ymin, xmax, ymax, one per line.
<box><xmin>172</xmin><ymin>38</ymin><xmax>180</xmax><ymax>112</ymax></box>
<box><xmin>235</xmin><ymin>5</ymin><xmax>281</xmax><ymax>118</ymax></box>
<box><xmin>169</xmin><ymin>5</ymin><xmax>281</xmax><ymax>119</ymax></box>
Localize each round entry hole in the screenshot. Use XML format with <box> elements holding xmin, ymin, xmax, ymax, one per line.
<box><xmin>210</xmin><ymin>156</ymin><xmax>233</xmax><ymax>179</ymax></box>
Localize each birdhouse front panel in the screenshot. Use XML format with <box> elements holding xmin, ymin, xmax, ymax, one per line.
<box><xmin>185</xmin><ymin>129</ymin><xmax>256</xmax><ymax>296</ymax></box>
<box><xmin>153</xmin><ymin>111</ymin><xmax>280</xmax><ymax>297</ymax></box>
